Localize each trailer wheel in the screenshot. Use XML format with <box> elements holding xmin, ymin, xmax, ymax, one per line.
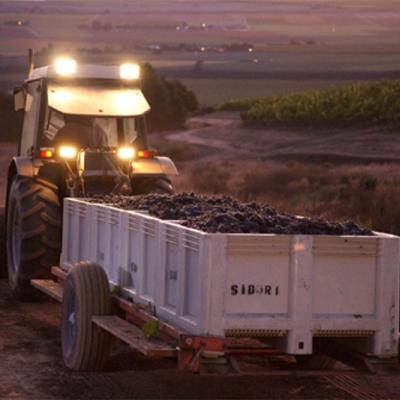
<box><xmin>295</xmin><ymin>353</ymin><xmax>336</xmax><ymax>370</ymax></box>
<box><xmin>6</xmin><ymin>177</ymin><xmax>61</xmax><ymax>299</ymax></box>
<box><xmin>61</xmin><ymin>262</ymin><xmax>112</xmax><ymax>371</ymax></box>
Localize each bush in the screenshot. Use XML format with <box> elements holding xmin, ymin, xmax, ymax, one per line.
<box><xmin>190</xmin><ymin>163</ymin><xmax>231</xmax><ymax>194</ymax></box>
<box><xmin>178</xmin><ymin>161</ymin><xmax>400</xmax><ymax>236</ymax></box>
<box><xmin>141</xmin><ymin>63</ymin><xmax>198</xmax><ymax>132</ymax></box>
<box><xmin>221</xmin><ymin>80</ymin><xmax>400</xmax><ymax>128</ymax></box>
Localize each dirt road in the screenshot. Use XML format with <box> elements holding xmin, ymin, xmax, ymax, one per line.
<box><xmin>2</xmin><ymin>279</ymin><xmax>400</xmax><ymax>400</ymax></box>
<box><xmin>165</xmin><ymin>113</ymin><xmax>400</xmax><ymax>164</ymax></box>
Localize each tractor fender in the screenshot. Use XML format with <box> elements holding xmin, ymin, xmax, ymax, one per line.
<box><xmin>131</xmin><ymin>156</ymin><xmax>179</xmax><ymax>176</ymax></box>
<box><xmin>6</xmin><ymin>157</ymin><xmax>37</xmax><ymax>214</ymax></box>
<box><xmin>9</xmin><ymin>157</ymin><xmax>36</xmax><ymax>178</ymax></box>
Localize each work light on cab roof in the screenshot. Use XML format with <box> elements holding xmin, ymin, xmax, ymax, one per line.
<box><xmin>54</xmin><ymin>57</ymin><xmax>77</xmax><ymax>76</ymax></box>
<box><xmin>52</xmin><ymin>57</ymin><xmax>141</xmax><ymax>81</ymax></box>
<box><xmin>120</xmin><ymin>63</ymin><xmax>140</xmax><ymax>80</ymax></box>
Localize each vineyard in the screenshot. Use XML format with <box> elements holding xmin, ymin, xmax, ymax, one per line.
<box><xmin>222</xmin><ymin>80</ymin><xmax>400</xmax><ymax>128</ymax></box>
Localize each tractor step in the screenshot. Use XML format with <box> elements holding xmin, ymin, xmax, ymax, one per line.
<box><xmin>92</xmin><ymin>315</ymin><xmax>177</xmax><ymax>358</ymax></box>
<box><xmin>31</xmin><ymin>279</ymin><xmax>63</xmax><ymax>302</ymax></box>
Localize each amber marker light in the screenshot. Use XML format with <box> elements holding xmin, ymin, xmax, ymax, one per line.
<box><xmin>39</xmin><ymin>148</ymin><xmax>55</xmax><ymax>159</ymax></box>
<box><xmin>137</xmin><ymin>150</ymin><xmax>156</xmax><ymax>158</ymax></box>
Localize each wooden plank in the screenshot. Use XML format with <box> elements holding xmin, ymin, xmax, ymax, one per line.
<box><xmin>31</xmin><ymin>279</ymin><xmax>63</xmax><ymax>302</ymax></box>
<box><xmin>113</xmin><ymin>296</ymin><xmax>182</xmax><ymax>340</ymax></box>
<box><xmin>51</xmin><ymin>266</ymin><xmax>68</xmax><ymax>281</ymax></box>
<box><xmin>92</xmin><ymin>315</ymin><xmax>177</xmax><ymax>358</ymax></box>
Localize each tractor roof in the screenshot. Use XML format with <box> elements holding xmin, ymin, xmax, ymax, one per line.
<box><xmin>27</xmin><ymin>64</ymin><xmax>139</xmax><ymax>83</ymax></box>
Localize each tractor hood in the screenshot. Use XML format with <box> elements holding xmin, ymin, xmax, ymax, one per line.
<box><xmin>48</xmin><ymin>84</ymin><xmax>150</xmax><ymax>117</ymax></box>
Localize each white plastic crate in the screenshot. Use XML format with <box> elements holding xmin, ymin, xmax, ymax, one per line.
<box><xmin>61</xmin><ymin>198</ymin><xmax>400</xmax><ymax>357</ymax></box>
<box><xmin>62</xmin><ymin>199</ymin><xmax>162</xmax><ymax>306</ymax></box>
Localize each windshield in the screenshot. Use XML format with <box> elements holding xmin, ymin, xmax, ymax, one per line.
<box><xmin>47</xmin><ymin>84</ymin><xmax>150</xmax><ymax>116</ymax></box>
<box><xmin>42</xmin><ymin>109</ymin><xmax>138</xmax><ymax>148</ymax></box>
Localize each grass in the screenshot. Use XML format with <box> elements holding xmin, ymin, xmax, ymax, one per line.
<box><xmin>221</xmin><ymin>80</ymin><xmax>400</xmax><ymax>128</ymax></box>
<box><xmin>176</xmin><ymin>161</ymin><xmax>400</xmax><ymax>235</ymax></box>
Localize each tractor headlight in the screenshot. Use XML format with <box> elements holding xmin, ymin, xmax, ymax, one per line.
<box><xmin>54</xmin><ymin>57</ymin><xmax>77</xmax><ymax>76</ymax></box>
<box><xmin>117</xmin><ymin>146</ymin><xmax>136</xmax><ymax>160</ymax></box>
<box><xmin>120</xmin><ymin>63</ymin><xmax>140</xmax><ymax>80</ymax></box>
<box><xmin>58</xmin><ymin>145</ymin><xmax>77</xmax><ymax>159</ymax></box>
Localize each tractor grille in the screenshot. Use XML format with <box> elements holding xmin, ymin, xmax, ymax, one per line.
<box><xmin>83</xmin><ymin>152</ymin><xmax>120</xmax><ymax>177</ymax></box>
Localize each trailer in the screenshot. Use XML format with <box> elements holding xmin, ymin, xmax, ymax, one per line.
<box><xmin>30</xmin><ymin>198</ymin><xmax>400</xmax><ymax>372</ymax></box>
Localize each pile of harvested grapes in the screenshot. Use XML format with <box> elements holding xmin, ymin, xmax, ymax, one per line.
<box><xmin>88</xmin><ymin>193</ymin><xmax>372</xmax><ymax>235</ymax></box>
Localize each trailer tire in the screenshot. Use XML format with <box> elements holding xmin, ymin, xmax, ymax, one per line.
<box><xmin>6</xmin><ymin>177</ymin><xmax>61</xmax><ymax>299</ymax></box>
<box><xmin>295</xmin><ymin>353</ymin><xmax>336</xmax><ymax>370</ymax></box>
<box><xmin>61</xmin><ymin>262</ymin><xmax>112</xmax><ymax>371</ymax></box>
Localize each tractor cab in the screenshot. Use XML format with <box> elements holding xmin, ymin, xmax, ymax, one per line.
<box><xmin>5</xmin><ymin>55</ymin><xmax>178</xmax><ymax>298</ymax></box>
<box><xmin>12</xmin><ymin>57</ymin><xmax>177</xmax><ymax>196</ymax></box>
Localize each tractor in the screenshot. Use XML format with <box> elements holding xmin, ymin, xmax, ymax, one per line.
<box><xmin>4</xmin><ymin>52</ymin><xmax>178</xmax><ymax>299</ymax></box>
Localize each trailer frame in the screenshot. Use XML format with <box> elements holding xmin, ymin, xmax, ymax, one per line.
<box><xmin>32</xmin><ymin>266</ymin><xmax>287</xmax><ymax>373</ymax></box>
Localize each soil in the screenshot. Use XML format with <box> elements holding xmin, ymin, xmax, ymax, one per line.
<box><xmin>89</xmin><ymin>193</ymin><xmax>372</xmax><ymax>235</ymax></box>
<box><xmin>163</xmin><ymin>113</ymin><xmax>400</xmax><ymax>165</ymax></box>
<box><xmin>2</xmin><ymin>273</ymin><xmax>400</xmax><ymax>400</ymax></box>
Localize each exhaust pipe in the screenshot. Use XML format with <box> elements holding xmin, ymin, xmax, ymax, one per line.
<box><xmin>28</xmin><ymin>48</ymin><xmax>34</xmax><ymax>77</ymax></box>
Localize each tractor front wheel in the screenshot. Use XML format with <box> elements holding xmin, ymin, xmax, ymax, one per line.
<box><xmin>6</xmin><ymin>177</ymin><xmax>61</xmax><ymax>299</ymax></box>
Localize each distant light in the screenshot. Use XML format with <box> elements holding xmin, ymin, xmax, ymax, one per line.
<box><xmin>201</xmin><ymin>23</ymin><xmax>207</xmax><ymax>28</ymax></box>
<box><xmin>248</xmin><ymin>48</ymin><xmax>253</xmax><ymax>52</ymax></box>
<box><xmin>120</xmin><ymin>63</ymin><xmax>140</xmax><ymax>80</ymax></box>
<box><xmin>17</xmin><ymin>21</ymin><xmax>22</xmax><ymax>26</ymax></box>
<box><xmin>176</xmin><ymin>26</ymin><xmax>181</xmax><ymax>31</ymax></box>
<box><xmin>54</xmin><ymin>57</ymin><xmax>77</xmax><ymax>76</ymax></box>
<box><xmin>200</xmin><ymin>47</ymin><xmax>205</xmax><ymax>52</ymax></box>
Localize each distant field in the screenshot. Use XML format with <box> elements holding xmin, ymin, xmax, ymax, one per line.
<box><xmin>1</xmin><ymin>0</ymin><xmax>400</xmax><ymax>105</ymax></box>
<box><xmin>181</xmin><ymin>78</ymin><xmax>359</xmax><ymax>106</ymax></box>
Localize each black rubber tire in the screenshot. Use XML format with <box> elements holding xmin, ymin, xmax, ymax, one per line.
<box><xmin>0</xmin><ymin>207</ymin><xmax>7</xmax><ymax>279</ymax></box>
<box><xmin>295</xmin><ymin>353</ymin><xmax>336</xmax><ymax>370</ymax></box>
<box><xmin>61</xmin><ymin>262</ymin><xmax>112</xmax><ymax>371</ymax></box>
<box><xmin>145</xmin><ymin>178</ymin><xmax>174</xmax><ymax>194</ymax></box>
<box><xmin>6</xmin><ymin>177</ymin><xmax>61</xmax><ymax>299</ymax></box>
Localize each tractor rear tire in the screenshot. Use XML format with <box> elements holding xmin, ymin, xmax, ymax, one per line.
<box><xmin>295</xmin><ymin>353</ymin><xmax>336</xmax><ymax>370</ymax></box>
<box><xmin>0</xmin><ymin>207</ymin><xmax>7</xmax><ymax>279</ymax></box>
<box><xmin>142</xmin><ymin>178</ymin><xmax>174</xmax><ymax>194</ymax></box>
<box><xmin>6</xmin><ymin>177</ymin><xmax>61</xmax><ymax>300</ymax></box>
<box><xmin>61</xmin><ymin>262</ymin><xmax>112</xmax><ymax>371</ymax></box>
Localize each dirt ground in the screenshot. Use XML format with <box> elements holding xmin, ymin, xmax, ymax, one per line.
<box><xmin>164</xmin><ymin>113</ymin><xmax>400</xmax><ymax>164</ymax></box>
<box><xmin>1</xmin><ymin>279</ymin><xmax>400</xmax><ymax>400</ymax></box>
<box><xmin>1</xmin><ymin>120</ymin><xmax>400</xmax><ymax>399</ymax></box>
